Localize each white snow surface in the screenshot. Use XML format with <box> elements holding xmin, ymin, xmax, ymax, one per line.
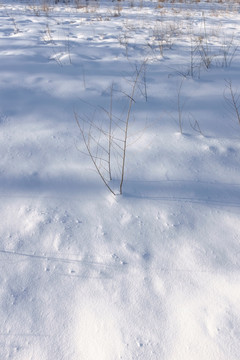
<box><xmin>0</xmin><ymin>0</ymin><xmax>240</xmax><ymax>359</ymax></box>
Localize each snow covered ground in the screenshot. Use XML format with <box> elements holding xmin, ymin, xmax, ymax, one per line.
<box><xmin>0</xmin><ymin>0</ymin><xmax>240</xmax><ymax>358</ymax></box>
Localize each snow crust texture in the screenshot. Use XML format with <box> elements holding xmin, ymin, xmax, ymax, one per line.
<box><xmin>0</xmin><ymin>0</ymin><xmax>240</xmax><ymax>359</ymax></box>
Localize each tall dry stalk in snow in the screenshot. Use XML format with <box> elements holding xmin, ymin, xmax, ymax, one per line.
<box><xmin>177</xmin><ymin>78</ymin><xmax>185</xmax><ymax>134</ymax></box>
<box><xmin>224</xmin><ymin>80</ymin><xmax>240</xmax><ymax>125</ymax></box>
<box><xmin>75</xmin><ymin>61</ymin><xmax>147</xmax><ymax>195</ymax></box>
<box><xmin>119</xmin><ymin>62</ymin><xmax>146</xmax><ymax>194</ymax></box>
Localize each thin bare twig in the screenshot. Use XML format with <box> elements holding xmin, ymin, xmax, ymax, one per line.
<box><xmin>224</xmin><ymin>80</ymin><xmax>240</xmax><ymax>125</ymax></box>
<box><xmin>75</xmin><ymin>112</ymin><xmax>116</xmax><ymax>195</ymax></box>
